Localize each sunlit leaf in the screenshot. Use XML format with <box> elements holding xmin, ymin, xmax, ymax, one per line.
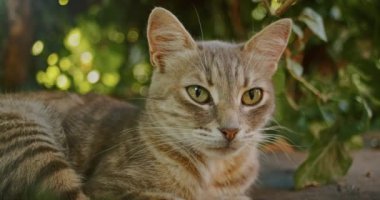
<box><xmin>299</xmin><ymin>7</ymin><xmax>328</xmax><ymax>41</ymax></box>
<box><xmin>358</xmin><ymin>96</ymin><xmax>373</xmax><ymax>119</ymax></box>
<box><xmin>292</xmin><ymin>23</ymin><xmax>304</xmax><ymax>39</ymax></box>
<box><xmin>286</xmin><ymin>58</ymin><xmax>303</xmax><ymax>77</ymax></box>
<box><xmin>270</xmin><ymin>0</ymin><xmax>283</xmax><ymax>14</ymax></box>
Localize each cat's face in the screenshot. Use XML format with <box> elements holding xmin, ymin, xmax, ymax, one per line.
<box><xmin>145</xmin><ymin>8</ymin><xmax>291</xmax><ymax>157</ymax></box>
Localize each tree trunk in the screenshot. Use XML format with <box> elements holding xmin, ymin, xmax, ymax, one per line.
<box><xmin>2</xmin><ymin>0</ymin><xmax>33</xmax><ymax>91</ymax></box>
<box><xmin>229</xmin><ymin>0</ymin><xmax>246</xmax><ymax>40</ymax></box>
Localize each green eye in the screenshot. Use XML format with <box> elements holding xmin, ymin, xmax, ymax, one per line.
<box><xmin>186</xmin><ymin>85</ymin><xmax>211</xmax><ymax>104</ymax></box>
<box><xmin>242</xmin><ymin>88</ymin><xmax>263</xmax><ymax>106</ymax></box>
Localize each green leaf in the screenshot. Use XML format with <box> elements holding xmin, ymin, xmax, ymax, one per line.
<box><xmin>292</xmin><ymin>23</ymin><xmax>304</xmax><ymax>39</ymax></box>
<box><xmin>294</xmin><ymin>135</ymin><xmax>352</xmax><ymax>189</ymax></box>
<box><xmin>270</xmin><ymin>0</ymin><xmax>283</xmax><ymax>14</ymax></box>
<box><xmin>335</xmin><ymin>96</ymin><xmax>372</xmax><ymax>141</ymax></box>
<box><xmin>299</xmin><ymin>7</ymin><xmax>328</xmax><ymax>42</ymax></box>
<box><xmin>357</xmin><ymin>96</ymin><xmax>373</xmax><ymax>119</ymax></box>
<box><xmin>318</xmin><ymin>104</ymin><xmax>336</xmax><ymax>126</ymax></box>
<box><xmin>286</xmin><ymin>58</ymin><xmax>303</xmax><ymax>77</ymax></box>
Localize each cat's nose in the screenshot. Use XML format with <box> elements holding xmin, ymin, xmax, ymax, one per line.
<box><xmin>219</xmin><ymin>128</ymin><xmax>239</xmax><ymax>142</ymax></box>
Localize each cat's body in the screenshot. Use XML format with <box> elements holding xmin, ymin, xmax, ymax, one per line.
<box><xmin>0</xmin><ymin>8</ymin><xmax>291</xmax><ymax>200</ymax></box>
<box><xmin>0</xmin><ymin>92</ymin><xmax>138</xmax><ymax>199</ymax></box>
<box><xmin>0</xmin><ymin>91</ymin><xmax>256</xmax><ymax>200</ymax></box>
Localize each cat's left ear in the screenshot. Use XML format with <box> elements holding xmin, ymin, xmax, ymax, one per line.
<box><xmin>243</xmin><ymin>19</ymin><xmax>292</xmax><ymax>76</ymax></box>
<box><xmin>147</xmin><ymin>7</ymin><xmax>197</xmax><ymax>71</ymax></box>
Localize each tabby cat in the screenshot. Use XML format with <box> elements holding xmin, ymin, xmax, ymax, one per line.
<box><xmin>0</xmin><ymin>7</ymin><xmax>291</xmax><ymax>200</ymax></box>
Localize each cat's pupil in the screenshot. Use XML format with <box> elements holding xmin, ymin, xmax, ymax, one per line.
<box><xmin>248</xmin><ymin>90</ymin><xmax>255</xmax><ymax>99</ymax></box>
<box><xmin>195</xmin><ymin>87</ymin><xmax>202</xmax><ymax>97</ymax></box>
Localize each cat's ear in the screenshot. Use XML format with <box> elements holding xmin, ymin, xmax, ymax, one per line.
<box><xmin>147</xmin><ymin>7</ymin><xmax>197</xmax><ymax>71</ymax></box>
<box><xmin>243</xmin><ymin>19</ymin><xmax>292</xmax><ymax>76</ymax></box>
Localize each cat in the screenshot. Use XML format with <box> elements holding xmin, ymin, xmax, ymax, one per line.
<box><xmin>0</xmin><ymin>7</ymin><xmax>291</xmax><ymax>200</ymax></box>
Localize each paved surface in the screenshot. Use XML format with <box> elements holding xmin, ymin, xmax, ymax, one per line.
<box><xmin>250</xmin><ymin>149</ymin><xmax>380</xmax><ymax>200</ymax></box>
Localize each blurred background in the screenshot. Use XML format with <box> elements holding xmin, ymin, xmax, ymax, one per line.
<box><xmin>0</xmin><ymin>0</ymin><xmax>379</xmax><ymax>188</ymax></box>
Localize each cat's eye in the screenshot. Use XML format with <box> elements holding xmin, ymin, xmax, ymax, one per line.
<box><xmin>186</xmin><ymin>85</ymin><xmax>211</xmax><ymax>104</ymax></box>
<box><xmin>241</xmin><ymin>88</ymin><xmax>263</xmax><ymax>106</ymax></box>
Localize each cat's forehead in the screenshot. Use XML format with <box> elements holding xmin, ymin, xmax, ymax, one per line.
<box><xmin>192</xmin><ymin>41</ymin><xmax>251</xmax><ymax>87</ymax></box>
<box><xmin>195</xmin><ymin>41</ymin><xmax>243</xmax><ymax>73</ymax></box>
<box><xmin>197</xmin><ymin>41</ymin><xmax>241</xmax><ymax>55</ymax></box>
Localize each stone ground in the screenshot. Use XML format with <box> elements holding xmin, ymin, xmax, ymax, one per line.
<box><xmin>249</xmin><ymin>135</ymin><xmax>380</xmax><ymax>200</ymax></box>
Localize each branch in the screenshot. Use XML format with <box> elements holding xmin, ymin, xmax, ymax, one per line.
<box><xmin>274</xmin><ymin>0</ymin><xmax>298</xmax><ymax>16</ymax></box>
<box><xmin>262</xmin><ymin>0</ymin><xmax>271</xmax><ymax>13</ymax></box>
<box><xmin>229</xmin><ymin>0</ymin><xmax>246</xmax><ymax>39</ymax></box>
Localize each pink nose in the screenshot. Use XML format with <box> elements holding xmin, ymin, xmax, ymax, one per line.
<box><xmin>219</xmin><ymin>128</ymin><xmax>239</xmax><ymax>142</ymax></box>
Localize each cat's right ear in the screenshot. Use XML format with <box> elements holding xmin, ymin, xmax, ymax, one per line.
<box><xmin>147</xmin><ymin>7</ymin><xmax>197</xmax><ymax>72</ymax></box>
<box><xmin>242</xmin><ymin>19</ymin><xmax>292</xmax><ymax>76</ymax></box>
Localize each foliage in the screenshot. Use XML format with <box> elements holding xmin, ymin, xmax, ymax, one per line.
<box><xmin>1</xmin><ymin>0</ymin><xmax>380</xmax><ymax>189</ymax></box>
<box><xmin>266</xmin><ymin>0</ymin><xmax>379</xmax><ymax>188</ymax></box>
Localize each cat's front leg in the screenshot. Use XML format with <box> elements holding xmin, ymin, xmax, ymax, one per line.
<box><xmin>121</xmin><ymin>191</ymin><xmax>185</xmax><ymax>200</ymax></box>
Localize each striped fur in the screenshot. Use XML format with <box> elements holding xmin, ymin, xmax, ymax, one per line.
<box><xmin>0</xmin><ymin>93</ymin><xmax>88</xmax><ymax>199</ymax></box>
<box><xmin>0</xmin><ymin>7</ymin><xmax>291</xmax><ymax>200</ymax></box>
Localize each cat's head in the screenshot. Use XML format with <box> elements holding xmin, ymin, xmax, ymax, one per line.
<box><xmin>145</xmin><ymin>7</ymin><xmax>291</xmax><ymax>157</ymax></box>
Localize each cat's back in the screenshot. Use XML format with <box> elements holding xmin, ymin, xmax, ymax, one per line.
<box><xmin>0</xmin><ymin>92</ymin><xmax>139</xmax><ymax>198</ymax></box>
<box><xmin>0</xmin><ymin>92</ymin><xmax>73</xmax><ymax>151</ymax></box>
<box><xmin>0</xmin><ymin>91</ymin><xmax>138</xmax><ymax>126</ymax></box>
<box><xmin>58</xmin><ymin>92</ymin><xmax>140</xmax><ymax>174</ymax></box>
<box><xmin>0</xmin><ymin>91</ymin><xmax>139</xmax><ymax>165</ymax></box>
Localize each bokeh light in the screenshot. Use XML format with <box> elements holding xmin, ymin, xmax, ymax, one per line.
<box><xmin>80</xmin><ymin>51</ymin><xmax>93</xmax><ymax>65</ymax></box>
<box><xmin>65</xmin><ymin>28</ymin><xmax>82</xmax><ymax>48</ymax></box>
<box><xmin>133</xmin><ymin>62</ymin><xmax>151</xmax><ymax>83</ymax></box>
<box><xmin>59</xmin><ymin>57</ymin><xmax>72</xmax><ymax>71</ymax></box>
<box><xmin>78</xmin><ymin>82</ymin><xmax>91</xmax><ymax>94</ymax></box>
<box><xmin>58</xmin><ymin>0</ymin><xmax>69</xmax><ymax>6</ymax></box>
<box><xmin>31</xmin><ymin>40</ymin><xmax>44</xmax><ymax>56</ymax></box>
<box><xmin>32</xmin><ymin>5</ymin><xmax>146</xmax><ymax>96</ymax></box>
<box><xmin>108</xmin><ymin>30</ymin><xmax>125</xmax><ymax>43</ymax></box>
<box><xmin>127</xmin><ymin>28</ymin><xmax>139</xmax><ymax>43</ymax></box>
<box><xmin>87</xmin><ymin>70</ymin><xmax>100</xmax><ymax>83</ymax></box>
<box><xmin>36</xmin><ymin>71</ymin><xmax>46</xmax><ymax>84</ymax></box>
<box><xmin>251</xmin><ymin>4</ymin><xmax>267</xmax><ymax>21</ymax></box>
<box><xmin>56</xmin><ymin>74</ymin><xmax>71</xmax><ymax>90</ymax></box>
<box><xmin>47</xmin><ymin>53</ymin><xmax>59</xmax><ymax>66</ymax></box>
<box><xmin>46</xmin><ymin>65</ymin><xmax>60</xmax><ymax>82</ymax></box>
<box><xmin>102</xmin><ymin>73</ymin><xmax>120</xmax><ymax>87</ymax></box>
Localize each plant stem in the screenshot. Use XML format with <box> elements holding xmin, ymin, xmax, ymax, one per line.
<box><xmin>275</xmin><ymin>0</ymin><xmax>298</xmax><ymax>16</ymax></box>
<box><xmin>286</xmin><ymin>63</ymin><xmax>329</xmax><ymax>103</ymax></box>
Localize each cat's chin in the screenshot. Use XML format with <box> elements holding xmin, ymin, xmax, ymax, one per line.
<box><xmin>203</xmin><ymin>145</ymin><xmax>243</xmax><ymax>157</ymax></box>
